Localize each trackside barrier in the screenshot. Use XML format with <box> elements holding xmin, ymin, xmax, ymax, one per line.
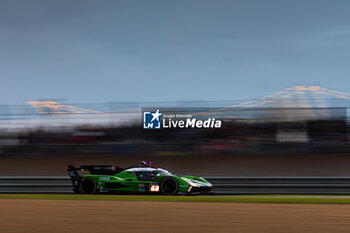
<box><xmin>2</xmin><ymin>176</ymin><xmax>350</xmax><ymax>194</ymax></box>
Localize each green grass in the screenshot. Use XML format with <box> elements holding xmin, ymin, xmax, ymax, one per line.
<box><xmin>2</xmin><ymin>194</ymin><xmax>350</xmax><ymax>204</ymax></box>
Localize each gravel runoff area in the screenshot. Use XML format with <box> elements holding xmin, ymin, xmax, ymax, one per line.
<box><xmin>2</xmin><ymin>195</ymin><xmax>350</xmax><ymax>232</ymax></box>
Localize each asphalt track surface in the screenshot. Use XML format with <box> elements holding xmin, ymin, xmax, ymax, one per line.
<box><xmin>2</xmin><ymin>197</ymin><xmax>350</xmax><ymax>233</ymax></box>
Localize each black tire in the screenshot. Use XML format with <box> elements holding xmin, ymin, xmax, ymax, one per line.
<box><xmin>80</xmin><ymin>178</ymin><xmax>98</xmax><ymax>194</ymax></box>
<box><xmin>160</xmin><ymin>177</ymin><xmax>179</xmax><ymax>195</ymax></box>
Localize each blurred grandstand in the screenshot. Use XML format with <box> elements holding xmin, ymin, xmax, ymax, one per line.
<box><xmin>0</xmin><ymin>86</ymin><xmax>349</xmax><ymax>156</ymax></box>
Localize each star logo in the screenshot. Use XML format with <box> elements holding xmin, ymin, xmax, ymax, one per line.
<box><xmin>143</xmin><ymin>109</ymin><xmax>162</xmax><ymax>129</ymax></box>
<box><xmin>151</xmin><ymin>109</ymin><xmax>162</xmax><ymax>122</ymax></box>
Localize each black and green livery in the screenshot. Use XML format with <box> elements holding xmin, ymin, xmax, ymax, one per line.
<box><xmin>67</xmin><ymin>162</ymin><xmax>213</xmax><ymax>195</ymax></box>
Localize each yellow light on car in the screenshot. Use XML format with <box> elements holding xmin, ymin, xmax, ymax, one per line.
<box><xmin>150</xmin><ymin>185</ymin><xmax>159</xmax><ymax>192</ymax></box>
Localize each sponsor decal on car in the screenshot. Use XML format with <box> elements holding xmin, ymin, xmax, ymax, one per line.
<box><xmin>138</xmin><ymin>183</ymin><xmax>145</xmax><ymax>191</ymax></box>
<box><xmin>99</xmin><ymin>177</ymin><xmax>110</xmax><ymax>181</ymax></box>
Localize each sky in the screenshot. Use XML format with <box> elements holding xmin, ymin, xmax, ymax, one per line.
<box><xmin>1</xmin><ymin>0</ymin><xmax>350</xmax><ymax>105</ymax></box>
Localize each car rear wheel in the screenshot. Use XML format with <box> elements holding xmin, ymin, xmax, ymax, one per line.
<box><xmin>160</xmin><ymin>177</ymin><xmax>179</xmax><ymax>195</ymax></box>
<box><xmin>80</xmin><ymin>178</ymin><xmax>98</xmax><ymax>194</ymax></box>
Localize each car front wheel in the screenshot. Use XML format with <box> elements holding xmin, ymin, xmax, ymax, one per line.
<box><xmin>160</xmin><ymin>177</ymin><xmax>179</xmax><ymax>195</ymax></box>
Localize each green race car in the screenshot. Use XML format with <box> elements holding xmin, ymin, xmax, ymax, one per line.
<box><xmin>67</xmin><ymin>162</ymin><xmax>213</xmax><ymax>195</ymax></box>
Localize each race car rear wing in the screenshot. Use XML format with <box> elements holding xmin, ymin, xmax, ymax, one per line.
<box><xmin>66</xmin><ymin>165</ymin><xmax>124</xmax><ymax>193</ymax></box>
<box><xmin>67</xmin><ymin>165</ymin><xmax>124</xmax><ymax>176</ymax></box>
